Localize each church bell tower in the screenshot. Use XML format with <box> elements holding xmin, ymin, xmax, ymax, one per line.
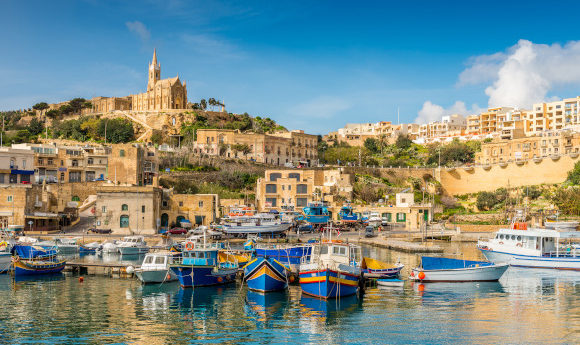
<box><xmin>147</xmin><ymin>49</ymin><xmax>161</xmax><ymax>91</ymax></box>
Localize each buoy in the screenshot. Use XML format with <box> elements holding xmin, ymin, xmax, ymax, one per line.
<box><xmin>166</xmin><ymin>274</ymin><xmax>171</xmax><ymax>281</ymax></box>
<box><xmin>79</xmin><ymin>276</ymin><xmax>84</xmax><ymax>283</ymax></box>
<box><xmin>217</xmin><ymin>277</ymin><xmax>223</xmax><ymax>283</ymax></box>
<box><xmin>410</xmin><ymin>271</ymin><xmax>415</xmax><ymax>277</ymax></box>
<box><xmin>289</xmin><ymin>275</ymin><xmax>295</xmax><ymax>283</ymax></box>
<box><xmin>418</xmin><ymin>271</ymin><xmax>426</xmax><ymax>280</ymax></box>
<box><xmin>126</xmin><ymin>266</ymin><xmax>135</xmax><ymax>274</ymax></box>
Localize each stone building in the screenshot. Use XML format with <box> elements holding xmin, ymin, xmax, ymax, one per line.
<box><xmin>255</xmin><ymin>169</ymin><xmax>353</xmax><ymax>212</ymax></box>
<box><xmin>195</xmin><ymin>129</ymin><xmax>318</xmax><ymax>166</ymax></box>
<box><xmin>0</xmin><ymin>147</ymin><xmax>35</xmax><ymax>184</ymax></box>
<box><xmin>89</xmin><ymin>96</ymin><xmax>132</xmax><ymax>113</ymax></box>
<box><xmin>159</xmin><ymin>192</ymin><xmax>219</xmax><ymax>229</ymax></box>
<box><xmin>107</xmin><ymin>143</ymin><xmax>158</xmax><ymax>186</ymax></box>
<box><xmin>131</xmin><ymin>49</ymin><xmax>187</xmax><ymax>111</ymax></box>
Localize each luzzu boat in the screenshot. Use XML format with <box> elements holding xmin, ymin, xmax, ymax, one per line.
<box><xmin>244</xmin><ymin>257</ymin><xmax>289</xmax><ymax>293</ymax></box>
<box><xmin>170</xmin><ymin>240</ymin><xmax>238</xmax><ymax>288</ymax></box>
<box><xmin>11</xmin><ymin>245</ymin><xmax>66</xmax><ymax>276</ymax></box>
<box><xmin>299</xmin><ymin>240</ymin><xmax>362</xmax><ymax>299</ymax></box>
<box><xmin>218</xmin><ymin>250</ymin><xmax>253</xmax><ymax>267</ymax></box>
<box><xmin>361</xmin><ymin>257</ymin><xmax>404</xmax><ymax>278</ymax></box>
<box><xmin>255</xmin><ymin>243</ymin><xmax>312</xmax><ymax>266</ymax></box>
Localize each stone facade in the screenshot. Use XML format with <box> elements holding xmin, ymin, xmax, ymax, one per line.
<box><xmin>160</xmin><ymin>192</ymin><xmax>219</xmax><ymax>229</ymax></box>
<box><xmin>107</xmin><ymin>143</ymin><xmax>158</xmax><ymax>186</ymax></box>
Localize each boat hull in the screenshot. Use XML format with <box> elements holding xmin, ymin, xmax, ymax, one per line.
<box><xmin>305</xmin><ymin>215</ymin><xmax>329</xmax><ymax>224</ymax></box>
<box><xmin>136</xmin><ymin>269</ymin><xmax>177</xmax><ymax>284</ymax></box>
<box><xmin>170</xmin><ymin>265</ymin><xmax>237</xmax><ymax>288</ymax></box>
<box><xmin>255</xmin><ymin>245</ymin><xmax>311</xmax><ymax>265</ymax></box>
<box><xmin>222</xmin><ymin>223</ymin><xmax>292</xmax><ymax>235</ymax></box>
<box><xmin>481</xmin><ymin>248</ymin><xmax>580</xmax><ymax>270</ymax></box>
<box><xmin>377</xmin><ymin>278</ymin><xmax>404</xmax><ymax>287</ymax></box>
<box><xmin>362</xmin><ymin>265</ymin><xmax>403</xmax><ymax>278</ymax></box>
<box><xmin>0</xmin><ymin>252</ymin><xmax>11</xmax><ymax>273</ymax></box>
<box><xmin>13</xmin><ymin>259</ymin><xmax>66</xmax><ymax>276</ymax></box>
<box><xmin>118</xmin><ymin>247</ymin><xmax>149</xmax><ymax>255</ymax></box>
<box><xmin>244</xmin><ymin>257</ymin><xmax>288</xmax><ymax>293</ymax></box>
<box><xmin>410</xmin><ymin>263</ymin><xmax>509</xmax><ymax>282</ymax></box>
<box><xmin>299</xmin><ymin>268</ymin><xmax>359</xmax><ymax>299</ymax></box>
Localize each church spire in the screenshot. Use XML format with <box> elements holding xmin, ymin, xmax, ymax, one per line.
<box><xmin>148</xmin><ymin>48</ymin><xmax>161</xmax><ymax>91</ymax></box>
<box><xmin>152</xmin><ymin>48</ymin><xmax>158</xmax><ymax>65</ymax></box>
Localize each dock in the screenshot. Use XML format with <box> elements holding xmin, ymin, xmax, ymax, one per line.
<box><xmin>358</xmin><ymin>238</ymin><xmax>444</xmax><ymax>253</ymax></box>
<box><xmin>64</xmin><ymin>261</ymin><xmax>137</xmax><ymax>278</ymax></box>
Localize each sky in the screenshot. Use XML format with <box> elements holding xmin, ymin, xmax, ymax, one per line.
<box><xmin>3</xmin><ymin>0</ymin><xmax>580</xmax><ymax>134</ymax></box>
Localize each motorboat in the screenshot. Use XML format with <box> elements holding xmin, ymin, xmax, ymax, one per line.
<box><xmin>377</xmin><ymin>278</ymin><xmax>404</xmax><ymax>287</ymax></box>
<box><xmin>101</xmin><ymin>240</ymin><xmax>119</xmax><ymax>254</ymax></box>
<box><xmin>221</xmin><ymin>213</ymin><xmax>291</xmax><ymax>237</ymax></box>
<box><xmin>135</xmin><ymin>251</ymin><xmax>180</xmax><ymax>284</ymax></box>
<box><xmin>301</xmin><ymin>202</ymin><xmax>330</xmax><ymax>225</ymax></box>
<box><xmin>38</xmin><ymin>237</ymin><xmax>80</xmax><ymax>255</ymax></box>
<box><xmin>366</xmin><ymin>212</ymin><xmax>382</xmax><ymax>227</ymax></box>
<box><xmin>299</xmin><ymin>235</ymin><xmax>362</xmax><ymax>299</ymax></box>
<box><xmin>244</xmin><ymin>257</ymin><xmax>289</xmax><ymax>293</ymax></box>
<box><xmin>361</xmin><ymin>257</ymin><xmax>404</xmax><ymax>278</ymax></box>
<box><xmin>169</xmin><ymin>240</ymin><xmax>238</xmax><ymax>288</ymax></box>
<box><xmin>0</xmin><ymin>241</ymin><xmax>11</xmax><ymax>273</ymax></box>
<box><xmin>478</xmin><ymin>222</ymin><xmax>580</xmax><ymax>270</ymax></box>
<box><xmin>338</xmin><ymin>205</ymin><xmax>359</xmax><ymax>223</ymax></box>
<box><xmin>409</xmin><ymin>256</ymin><xmax>508</xmax><ymax>282</ymax></box>
<box><xmin>79</xmin><ymin>242</ymin><xmax>101</xmax><ymax>254</ymax></box>
<box><xmin>117</xmin><ymin>236</ymin><xmax>149</xmax><ymax>255</ymax></box>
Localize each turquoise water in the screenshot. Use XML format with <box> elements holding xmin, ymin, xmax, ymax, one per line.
<box><xmin>1</xmin><ymin>244</ymin><xmax>579</xmax><ymax>344</ymax></box>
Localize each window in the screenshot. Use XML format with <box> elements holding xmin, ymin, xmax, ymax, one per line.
<box><xmin>9</xmin><ymin>159</ymin><xmax>14</xmax><ymax>168</ymax></box>
<box><xmin>72</xmin><ymin>160</ymin><xmax>78</xmax><ymax>167</ymax></box>
<box><xmin>266</xmin><ymin>198</ymin><xmax>277</xmax><ymax>207</ymax></box>
<box><xmin>296</xmin><ymin>184</ymin><xmax>308</xmax><ymax>194</ymax></box>
<box><xmin>38</xmin><ymin>158</ymin><xmax>44</xmax><ymax>165</ymax></box>
<box><xmin>21</xmin><ymin>175</ymin><xmax>30</xmax><ymax>183</ymax></box>
<box><xmin>7</xmin><ymin>195</ymin><xmax>12</xmax><ymax>202</ymax></box>
<box><xmin>265</xmin><ymin>184</ymin><xmax>277</xmax><ymax>193</ymax></box>
<box><xmin>296</xmin><ymin>197</ymin><xmax>308</xmax><ymax>207</ymax></box>
<box><xmin>122</xmin><ymin>204</ymin><xmax>128</xmax><ymax>211</ymax></box>
<box><xmin>0</xmin><ymin>174</ymin><xmax>4</xmax><ymax>184</ymax></box>
<box><xmin>288</xmin><ymin>173</ymin><xmax>300</xmax><ymax>181</ymax></box>
<box><xmin>120</xmin><ymin>150</ymin><xmax>125</xmax><ymax>157</ymax></box>
<box><xmin>120</xmin><ymin>215</ymin><xmax>129</xmax><ymax>228</ymax></box>
<box><xmin>9</xmin><ymin>174</ymin><xmax>17</xmax><ymax>184</ymax></box>
<box><xmin>69</xmin><ymin>171</ymin><xmax>81</xmax><ymax>182</ymax></box>
<box><xmin>88</xmin><ymin>158</ymin><xmax>93</xmax><ymax>165</ymax></box>
<box><xmin>47</xmin><ymin>158</ymin><xmax>53</xmax><ymax>165</ymax></box>
<box><xmin>288</xmin><ymin>185</ymin><xmax>292</xmax><ymax>191</ymax></box>
<box><xmin>102</xmin><ymin>206</ymin><xmax>107</xmax><ymax>213</ymax></box>
<box><xmin>142</xmin><ymin>205</ymin><xmax>145</xmax><ymax>213</ymax></box>
<box><xmin>85</xmin><ymin>171</ymin><xmax>95</xmax><ymax>181</ymax></box>
<box><xmin>396</xmin><ymin>213</ymin><xmax>406</xmax><ymax>222</ymax></box>
<box><xmin>198</xmin><ymin>201</ymin><xmax>203</xmax><ymax>208</ymax></box>
<box><xmin>269</xmin><ymin>173</ymin><xmax>282</xmax><ymax>181</ymax></box>
<box><xmin>179</xmin><ymin>201</ymin><xmax>183</xmax><ymax>207</ymax></box>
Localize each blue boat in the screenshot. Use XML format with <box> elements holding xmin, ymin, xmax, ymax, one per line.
<box><xmin>244</xmin><ymin>257</ymin><xmax>289</xmax><ymax>292</ymax></box>
<box><xmin>11</xmin><ymin>245</ymin><xmax>65</xmax><ymax>276</ymax></box>
<box><xmin>299</xmin><ymin>241</ymin><xmax>362</xmax><ymax>299</ymax></box>
<box><xmin>170</xmin><ymin>242</ymin><xmax>238</xmax><ymax>288</ymax></box>
<box><xmin>255</xmin><ymin>244</ymin><xmax>311</xmax><ymax>266</ymax></box>
<box><xmin>302</xmin><ymin>202</ymin><xmax>330</xmax><ymax>225</ymax></box>
<box><xmin>338</xmin><ymin>205</ymin><xmax>359</xmax><ymax>223</ymax></box>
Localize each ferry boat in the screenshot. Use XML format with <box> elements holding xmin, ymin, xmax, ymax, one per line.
<box><xmin>299</xmin><ymin>239</ymin><xmax>362</xmax><ymax>299</ymax></box>
<box><xmin>409</xmin><ymin>256</ymin><xmax>508</xmax><ymax>282</ymax></box>
<box><xmin>302</xmin><ymin>202</ymin><xmax>330</xmax><ymax>225</ymax></box>
<box><xmin>169</xmin><ymin>240</ymin><xmax>238</xmax><ymax>288</ymax></box>
<box><xmin>477</xmin><ymin>222</ymin><xmax>580</xmax><ymax>270</ymax></box>
<box><xmin>338</xmin><ymin>205</ymin><xmax>359</xmax><ymax>223</ymax></box>
<box><xmin>244</xmin><ymin>257</ymin><xmax>289</xmax><ymax>292</ymax></box>
<box><xmin>135</xmin><ymin>251</ymin><xmax>180</xmax><ymax>284</ymax></box>
<box><xmin>117</xmin><ymin>236</ymin><xmax>149</xmax><ymax>255</ymax></box>
<box><xmin>221</xmin><ymin>213</ymin><xmax>292</xmax><ymax>237</ymax></box>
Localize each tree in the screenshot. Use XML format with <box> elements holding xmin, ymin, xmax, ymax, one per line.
<box><xmin>28</xmin><ymin>117</ymin><xmax>44</xmax><ymax>135</ymax></box>
<box><xmin>364</xmin><ymin>138</ymin><xmax>380</xmax><ymax>154</ymax></box>
<box><xmin>46</xmin><ymin>109</ymin><xmax>60</xmax><ymax>118</ymax></box>
<box><xmin>69</xmin><ymin>98</ymin><xmax>88</xmax><ymax>114</ymax></box>
<box><xmin>567</xmin><ymin>161</ymin><xmax>580</xmax><ymax>185</ymax></box>
<box><xmin>395</xmin><ymin>134</ymin><xmax>412</xmax><ymax>150</ymax></box>
<box><xmin>476</xmin><ymin>191</ymin><xmax>498</xmax><ymax>211</ymax></box>
<box><xmin>59</xmin><ymin>104</ymin><xmax>74</xmax><ymax>115</ymax></box>
<box><xmin>98</xmin><ymin>118</ymin><xmax>134</xmax><ymax>143</ymax></box>
<box><xmin>32</xmin><ymin>102</ymin><xmax>49</xmax><ymax>112</ymax></box>
<box><xmin>200</xmin><ymin>99</ymin><xmax>207</xmax><ymax>110</ymax></box>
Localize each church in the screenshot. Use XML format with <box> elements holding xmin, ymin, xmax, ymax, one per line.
<box><xmin>86</xmin><ymin>49</ymin><xmax>188</xmax><ymax>113</ymax></box>
<box><xmin>131</xmin><ymin>49</ymin><xmax>188</xmax><ymax>111</ymax></box>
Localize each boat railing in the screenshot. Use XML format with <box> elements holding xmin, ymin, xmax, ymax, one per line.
<box><xmin>545</xmin><ymin>250</ymin><xmax>579</xmax><ymax>258</ymax></box>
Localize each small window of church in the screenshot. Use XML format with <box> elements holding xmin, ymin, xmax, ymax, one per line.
<box><xmin>120</xmin><ymin>150</ymin><xmax>125</xmax><ymax>157</ymax></box>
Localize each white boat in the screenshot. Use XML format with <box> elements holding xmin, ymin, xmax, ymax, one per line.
<box><xmin>38</xmin><ymin>237</ymin><xmax>80</xmax><ymax>254</ymax></box>
<box><xmin>478</xmin><ymin>222</ymin><xmax>580</xmax><ymax>270</ymax></box>
<box><xmin>364</xmin><ymin>211</ymin><xmax>382</xmax><ymax>226</ymax></box>
<box><xmin>135</xmin><ymin>252</ymin><xmax>179</xmax><ymax>284</ymax></box>
<box><xmin>117</xmin><ymin>236</ymin><xmax>149</xmax><ymax>255</ymax></box>
<box><xmin>0</xmin><ymin>241</ymin><xmax>11</xmax><ymax>273</ymax></box>
<box><xmin>101</xmin><ymin>240</ymin><xmax>119</xmax><ymax>254</ymax></box>
<box><xmin>409</xmin><ymin>256</ymin><xmax>508</xmax><ymax>282</ymax></box>
<box><xmin>221</xmin><ymin>213</ymin><xmax>292</xmax><ymax>236</ymax></box>
<box><xmin>544</xmin><ymin>219</ymin><xmax>579</xmax><ymax>230</ymax></box>
<box><xmin>377</xmin><ymin>278</ymin><xmax>404</xmax><ymax>287</ymax></box>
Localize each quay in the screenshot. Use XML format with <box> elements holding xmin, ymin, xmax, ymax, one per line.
<box><xmin>357</xmin><ymin>238</ymin><xmax>444</xmax><ymax>253</ymax></box>
<box><xmin>64</xmin><ymin>261</ymin><xmax>137</xmax><ymax>278</ymax></box>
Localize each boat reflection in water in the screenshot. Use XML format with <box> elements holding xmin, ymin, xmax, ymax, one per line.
<box><xmin>12</xmin><ymin>273</ymin><xmax>66</xmax><ymax>287</ymax></box>
<box><xmin>299</xmin><ymin>294</ymin><xmax>361</xmax><ymax>324</ymax></box>
<box><xmin>244</xmin><ymin>290</ymin><xmax>288</xmax><ymax>324</ymax></box>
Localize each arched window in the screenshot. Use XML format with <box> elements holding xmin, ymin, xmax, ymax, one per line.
<box><xmin>122</xmin><ymin>204</ymin><xmax>128</xmax><ymax>211</ymax></box>
<box><xmin>120</xmin><ymin>215</ymin><xmax>129</xmax><ymax>228</ymax></box>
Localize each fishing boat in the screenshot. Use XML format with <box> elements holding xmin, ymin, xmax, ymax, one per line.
<box><xmin>377</xmin><ymin>278</ymin><xmax>405</xmax><ymax>287</ymax></box>
<box><xmin>11</xmin><ymin>245</ymin><xmax>65</xmax><ymax>276</ymax></box>
<box><xmin>299</xmin><ymin>239</ymin><xmax>362</xmax><ymax>299</ymax></box>
<box><xmin>101</xmin><ymin>240</ymin><xmax>119</xmax><ymax>254</ymax></box>
<box><xmin>0</xmin><ymin>241</ymin><xmax>11</xmax><ymax>273</ymax></box>
<box><xmin>38</xmin><ymin>237</ymin><xmax>80</xmax><ymax>254</ymax></box>
<box><xmin>302</xmin><ymin>202</ymin><xmax>330</xmax><ymax>225</ymax></box>
<box><xmin>218</xmin><ymin>249</ymin><xmax>253</xmax><ymax>267</ymax></box>
<box><xmin>117</xmin><ymin>236</ymin><xmax>149</xmax><ymax>255</ymax></box>
<box><xmin>409</xmin><ymin>256</ymin><xmax>508</xmax><ymax>282</ymax></box>
<box><xmin>478</xmin><ymin>224</ymin><xmax>580</xmax><ymax>270</ymax></box>
<box><xmin>255</xmin><ymin>243</ymin><xmax>312</xmax><ymax>267</ymax></box>
<box><xmin>135</xmin><ymin>251</ymin><xmax>179</xmax><ymax>284</ymax></box>
<box><xmin>221</xmin><ymin>213</ymin><xmax>292</xmax><ymax>237</ymax></box>
<box><xmin>244</xmin><ymin>257</ymin><xmax>289</xmax><ymax>292</ymax></box>
<box><xmin>361</xmin><ymin>257</ymin><xmax>404</xmax><ymax>278</ymax></box>
<box><xmin>169</xmin><ymin>238</ymin><xmax>238</xmax><ymax>288</ymax></box>
<box><xmin>338</xmin><ymin>205</ymin><xmax>359</xmax><ymax>224</ymax></box>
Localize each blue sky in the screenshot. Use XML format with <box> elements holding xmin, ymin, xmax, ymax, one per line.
<box><xmin>3</xmin><ymin>1</ymin><xmax>580</xmax><ymax>133</ymax></box>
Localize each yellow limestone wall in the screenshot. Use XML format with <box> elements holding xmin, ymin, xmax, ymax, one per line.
<box><xmin>439</xmin><ymin>155</ymin><xmax>580</xmax><ymax>195</ymax></box>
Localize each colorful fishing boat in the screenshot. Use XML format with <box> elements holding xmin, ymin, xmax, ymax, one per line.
<box><xmin>169</xmin><ymin>240</ymin><xmax>238</xmax><ymax>288</ymax></box>
<box><xmin>244</xmin><ymin>257</ymin><xmax>289</xmax><ymax>292</ymax></box>
<box><xmin>409</xmin><ymin>256</ymin><xmax>508</xmax><ymax>282</ymax></box>
<box><xmin>299</xmin><ymin>240</ymin><xmax>362</xmax><ymax>299</ymax></box>
<box><xmin>338</xmin><ymin>205</ymin><xmax>359</xmax><ymax>223</ymax></box>
<box><xmin>255</xmin><ymin>243</ymin><xmax>312</xmax><ymax>266</ymax></box>
<box><xmin>11</xmin><ymin>245</ymin><xmax>65</xmax><ymax>276</ymax></box>
<box><xmin>302</xmin><ymin>202</ymin><xmax>330</xmax><ymax>225</ymax></box>
<box><xmin>218</xmin><ymin>250</ymin><xmax>253</xmax><ymax>267</ymax></box>
<box><xmin>361</xmin><ymin>257</ymin><xmax>404</xmax><ymax>278</ymax></box>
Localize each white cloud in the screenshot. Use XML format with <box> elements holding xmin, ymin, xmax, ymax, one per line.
<box><xmin>126</xmin><ymin>21</ymin><xmax>151</xmax><ymax>42</ymax></box>
<box><xmin>291</xmin><ymin>96</ymin><xmax>352</xmax><ymax>119</ymax></box>
<box><xmin>458</xmin><ymin>39</ymin><xmax>580</xmax><ymax>108</ymax></box>
<box><xmin>414</xmin><ymin>100</ymin><xmax>483</xmax><ymax>124</ymax></box>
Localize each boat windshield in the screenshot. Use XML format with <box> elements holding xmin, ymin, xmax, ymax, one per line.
<box><xmin>143</xmin><ymin>256</ymin><xmax>154</xmax><ymax>264</ymax></box>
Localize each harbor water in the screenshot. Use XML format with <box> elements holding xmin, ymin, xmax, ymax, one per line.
<box><xmin>1</xmin><ymin>243</ymin><xmax>579</xmax><ymax>344</ymax></box>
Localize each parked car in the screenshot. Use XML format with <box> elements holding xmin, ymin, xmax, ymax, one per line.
<box><xmin>365</xmin><ymin>226</ymin><xmax>376</xmax><ymax>238</ymax></box>
<box><xmin>296</xmin><ymin>224</ymin><xmax>315</xmax><ymax>233</ymax></box>
<box><xmin>168</xmin><ymin>227</ymin><xmax>187</xmax><ymax>235</ymax></box>
<box><xmin>89</xmin><ymin>228</ymin><xmax>112</xmax><ymax>234</ymax></box>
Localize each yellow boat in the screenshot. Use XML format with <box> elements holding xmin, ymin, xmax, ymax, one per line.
<box><xmin>361</xmin><ymin>257</ymin><xmax>404</xmax><ymax>278</ymax></box>
<box><xmin>218</xmin><ymin>250</ymin><xmax>253</xmax><ymax>267</ymax></box>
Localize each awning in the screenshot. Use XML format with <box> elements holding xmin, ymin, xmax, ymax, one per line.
<box><xmin>11</xmin><ymin>169</ymin><xmax>34</xmax><ymax>175</ymax></box>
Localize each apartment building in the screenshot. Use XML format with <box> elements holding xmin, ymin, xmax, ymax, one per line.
<box><xmin>195</xmin><ymin>129</ymin><xmax>318</xmax><ymax>166</ymax></box>
<box><xmin>255</xmin><ymin>169</ymin><xmax>353</xmax><ymax>212</ymax></box>
<box><xmin>108</xmin><ymin>143</ymin><xmax>158</xmax><ymax>186</ymax></box>
<box><xmin>0</xmin><ymin>147</ymin><xmax>35</xmax><ymax>184</ymax></box>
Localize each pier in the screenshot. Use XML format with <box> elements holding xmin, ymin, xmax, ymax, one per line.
<box><xmin>64</xmin><ymin>262</ymin><xmax>137</xmax><ymax>278</ymax></box>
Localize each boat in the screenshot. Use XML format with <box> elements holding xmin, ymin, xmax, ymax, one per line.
<box><xmin>117</xmin><ymin>236</ymin><xmax>149</xmax><ymax>255</ymax></box>
<box><xmin>544</xmin><ymin>216</ymin><xmax>579</xmax><ymax>230</ymax></box>
<box><xmin>101</xmin><ymin>240</ymin><xmax>119</xmax><ymax>254</ymax></box>
<box><xmin>338</xmin><ymin>205</ymin><xmax>359</xmax><ymax>224</ymax></box>
<box><xmin>299</xmin><ymin>239</ymin><xmax>362</xmax><ymax>299</ymax></box>
<box><xmin>135</xmin><ymin>251</ymin><xmax>179</xmax><ymax>284</ymax></box>
<box><xmin>365</xmin><ymin>212</ymin><xmax>382</xmax><ymax>227</ymax></box>
<box><xmin>361</xmin><ymin>257</ymin><xmax>404</xmax><ymax>278</ymax></box>
<box><xmin>221</xmin><ymin>213</ymin><xmax>292</xmax><ymax>237</ymax></box>
<box><xmin>38</xmin><ymin>237</ymin><xmax>80</xmax><ymax>254</ymax></box>
<box><xmin>0</xmin><ymin>241</ymin><xmax>11</xmax><ymax>273</ymax></box>
<box><xmin>169</xmin><ymin>239</ymin><xmax>238</xmax><ymax>288</ymax></box>
<box><xmin>79</xmin><ymin>242</ymin><xmax>101</xmax><ymax>254</ymax></box>
<box><xmin>477</xmin><ymin>221</ymin><xmax>580</xmax><ymax>270</ymax></box>
<box><xmin>377</xmin><ymin>278</ymin><xmax>405</xmax><ymax>287</ymax></box>
<box><xmin>218</xmin><ymin>249</ymin><xmax>253</xmax><ymax>267</ymax></box>
<box><xmin>409</xmin><ymin>256</ymin><xmax>508</xmax><ymax>282</ymax></box>
<box><xmin>244</xmin><ymin>257</ymin><xmax>289</xmax><ymax>292</ymax></box>
<box><xmin>255</xmin><ymin>243</ymin><xmax>312</xmax><ymax>272</ymax></box>
<box><xmin>302</xmin><ymin>202</ymin><xmax>330</xmax><ymax>225</ymax></box>
<box><xmin>11</xmin><ymin>245</ymin><xmax>65</xmax><ymax>276</ymax></box>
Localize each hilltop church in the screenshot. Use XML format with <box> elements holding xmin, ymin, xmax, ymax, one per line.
<box><xmin>87</xmin><ymin>49</ymin><xmax>188</xmax><ymax>113</ymax></box>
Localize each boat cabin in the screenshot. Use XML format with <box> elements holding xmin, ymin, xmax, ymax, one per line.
<box><xmin>490</xmin><ymin>228</ymin><xmax>580</xmax><ymax>257</ymax></box>
<box><xmin>141</xmin><ymin>252</ymin><xmax>176</xmax><ymax>269</ymax></box>
<box><xmin>309</xmin><ymin>241</ymin><xmax>362</xmax><ymax>269</ymax></box>
<box><xmin>121</xmin><ymin>236</ymin><xmax>146</xmax><ymax>244</ymax></box>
